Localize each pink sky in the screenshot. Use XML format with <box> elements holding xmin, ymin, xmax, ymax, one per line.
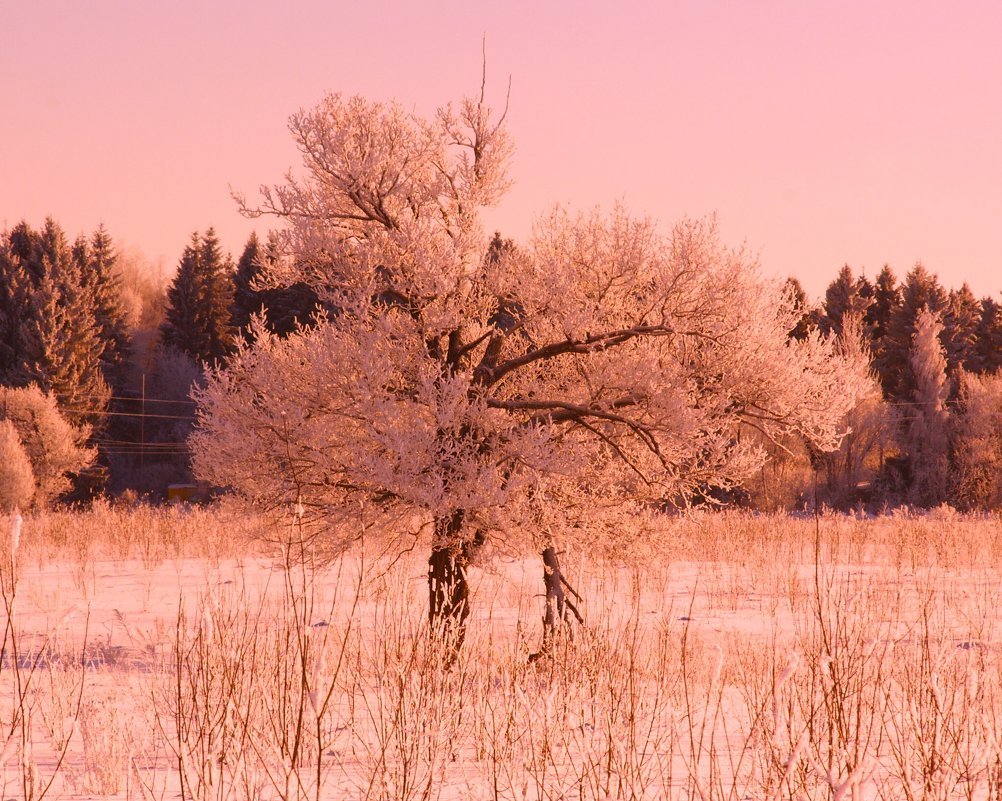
<box><xmin>3</xmin><ymin>1</ymin><xmax>1001</xmax><ymax>300</ymax></box>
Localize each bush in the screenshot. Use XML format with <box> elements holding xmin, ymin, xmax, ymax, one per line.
<box><xmin>0</xmin><ymin>419</ymin><xmax>34</xmax><ymax>512</ymax></box>
<box><xmin>0</xmin><ymin>384</ymin><xmax>95</xmax><ymax>508</ymax></box>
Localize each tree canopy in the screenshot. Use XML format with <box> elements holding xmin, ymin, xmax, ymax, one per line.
<box><xmin>191</xmin><ymin>86</ymin><xmax>871</xmax><ymax>633</ymax></box>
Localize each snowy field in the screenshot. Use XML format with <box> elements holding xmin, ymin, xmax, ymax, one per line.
<box><xmin>3</xmin><ymin>503</ymin><xmax>1002</xmax><ymax>800</ymax></box>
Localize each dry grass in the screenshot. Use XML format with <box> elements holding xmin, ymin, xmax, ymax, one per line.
<box><xmin>2</xmin><ymin>504</ymin><xmax>1002</xmax><ymax>799</ymax></box>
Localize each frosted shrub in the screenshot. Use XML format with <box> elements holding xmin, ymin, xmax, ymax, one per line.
<box><xmin>0</xmin><ymin>384</ymin><xmax>94</xmax><ymax>508</ymax></box>
<box><xmin>79</xmin><ymin>693</ymin><xmax>130</xmax><ymax>796</ymax></box>
<box><xmin>0</xmin><ymin>420</ymin><xmax>34</xmax><ymax>513</ymax></box>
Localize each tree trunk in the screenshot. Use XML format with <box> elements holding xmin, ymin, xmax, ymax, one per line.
<box><xmin>531</xmin><ymin>545</ymin><xmax>583</xmax><ymax>662</ymax></box>
<box><xmin>428</xmin><ymin>543</ymin><xmax>470</xmax><ymax>646</ymax></box>
<box><xmin>427</xmin><ymin>511</ymin><xmax>480</xmax><ymax>651</ymax></box>
<box><xmin>541</xmin><ymin>545</ymin><xmax>566</xmax><ymax>641</ymax></box>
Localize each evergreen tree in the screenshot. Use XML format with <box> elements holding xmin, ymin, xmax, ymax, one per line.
<box><xmin>941</xmin><ymin>283</ymin><xmax>981</xmax><ymax>380</ymax></box>
<box><xmin>258</xmin><ymin>281</ymin><xmax>322</xmax><ymax>337</ymax></box>
<box><xmin>0</xmin><ymin>237</ymin><xmax>33</xmax><ymax>382</ymax></box>
<box><xmin>881</xmin><ymin>263</ymin><xmax>948</xmax><ymax>401</ymax></box>
<box><xmin>16</xmin><ymin>220</ymin><xmax>111</xmax><ymax>418</ymax></box>
<box><xmin>231</xmin><ymin>231</ymin><xmax>264</xmax><ymax>337</ymax></box>
<box><xmin>907</xmin><ymin>307</ymin><xmax>950</xmax><ymax>507</ymax></box>
<box><xmin>6</xmin><ymin>220</ymin><xmax>46</xmax><ymax>282</ymax></box>
<box><xmin>161</xmin><ymin>234</ymin><xmax>207</xmax><ymax>359</ymax></box>
<box><xmin>75</xmin><ymin>226</ymin><xmax>131</xmax><ymax>388</ymax></box>
<box><xmin>1</xmin><ymin>220</ymin><xmax>110</xmax><ymax>419</ymax></box>
<box><xmin>858</xmin><ymin>273</ymin><xmax>874</xmax><ymax>312</ymax></box>
<box><xmin>784</xmin><ymin>276</ymin><xmax>818</xmax><ymax>341</ymax></box>
<box><xmin>230</xmin><ymin>231</ymin><xmax>321</xmax><ymax>341</ymax></box>
<box><xmin>821</xmin><ymin>265</ymin><xmax>872</xmax><ymax>338</ymax></box>
<box><xmin>972</xmin><ymin>296</ymin><xmax>1002</xmax><ymax>374</ymax></box>
<box><xmin>161</xmin><ymin>229</ymin><xmax>235</xmax><ymax>363</ymax></box>
<box><xmin>197</xmin><ymin>228</ymin><xmax>235</xmax><ymax>361</ymax></box>
<box><xmin>867</xmin><ymin>265</ymin><xmax>902</xmax><ymax>396</ymax></box>
<box><xmin>159</xmin><ymin>231</ymin><xmax>198</xmax><ymax>356</ymax></box>
<box><xmin>867</xmin><ymin>266</ymin><xmax>901</xmax><ymax>340</ymax></box>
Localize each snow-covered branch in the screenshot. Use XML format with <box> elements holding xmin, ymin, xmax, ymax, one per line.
<box><xmin>196</xmin><ymin>86</ymin><xmax>871</xmax><ymax>561</ymax></box>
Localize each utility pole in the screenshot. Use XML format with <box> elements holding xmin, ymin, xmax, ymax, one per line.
<box><xmin>140</xmin><ymin>373</ymin><xmax>146</xmax><ymax>471</ymax></box>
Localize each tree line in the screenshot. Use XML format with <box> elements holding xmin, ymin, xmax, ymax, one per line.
<box><xmin>0</xmin><ymin>219</ymin><xmax>320</xmax><ymax>508</ymax></box>
<box><xmin>778</xmin><ymin>265</ymin><xmax>1002</xmax><ymax>511</ymax></box>
<box><xmin>787</xmin><ymin>264</ymin><xmax>1001</xmax><ymax>397</ymax></box>
<box><xmin>0</xmin><ymin>217</ymin><xmax>999</xmax><ymax>513</ymax></box>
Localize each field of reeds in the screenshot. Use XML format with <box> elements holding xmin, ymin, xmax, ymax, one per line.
<box><xmin>3</xmin><ymin>501</ymin><xmax>1002</xmax><ymax>800</ymax></box>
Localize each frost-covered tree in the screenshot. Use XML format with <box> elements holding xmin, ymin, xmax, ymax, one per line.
<box><xmin>192</xmin><ymin>86</ymin><xmax>871</xmax><ymax>642</ymax></box>
<box><xmin>907</xmin><ymin>307</ymin><xmax>950</xmax><ymax>506</ymax></box>
<box><xmin>882</xmin><ymin>264</ymin><xmax>947</xmax><ymax>402</ymax></box>
<box><xmin>150</xmin><ymin>345</ymin><xmax>203</xmax><ymax>443</ymax></box>
<box><xmin>0</xmin><ymin>385</ymin><xmax>95</xmax><ymax>508</ymax></box>
<box><xmin>949</xmin><ymin>371</ymin><xmax>1002</xmax><ymax>510</ymax></box>
<box><xmin>21</xmin><ymin>266</ymin><xmax>111</xmax><ymax>419</ymax></box>
<box><xmin>813</xmin><ymin>314</ymin><xmax>897</xmax><ymax>508</ymax></box>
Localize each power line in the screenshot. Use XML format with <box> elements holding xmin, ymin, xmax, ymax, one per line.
<box><xmin>882</xmin><ymin>399</ymin><xmax>962</xmax><ymax>407</ymax></box>
<box><xmin>54</xmin><ymin>392</ymin><xmax>197</xmax><ymax>406</ymax></box>
<box><xmin>98</xmin><ymin>448</ymin><xmax>190</xmax><ymax>455</ymax></box>
<box><xmin>109</xmin><ymin>395</ymin><xmax>197</xmax><ymax>405</ymax></box>
<box><xmin>93</xmin><ymin>440</ymin><xmax>188</xmax><ymax>449</ymax></box>
<box><xmin>60</xmin><ymin>408</ymin><xmax>195</xmax><ymax>421</ymax></box>
<box><xmin>93</xmin><ymin>447</ymin><xmax>190</xmax><ymax>453</ymax></box>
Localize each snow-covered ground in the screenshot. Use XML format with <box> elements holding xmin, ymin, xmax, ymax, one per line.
<box><xmin>3</xmin><ymin>506</ymin><xmax>1002</xmax><ymax>799</ymax></box>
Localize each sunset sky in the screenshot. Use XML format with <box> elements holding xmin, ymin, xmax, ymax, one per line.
<box><xmin>3</xmin><ymin>1</ymin><xmax>1001</xmax><ymax>300</ymax></box>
